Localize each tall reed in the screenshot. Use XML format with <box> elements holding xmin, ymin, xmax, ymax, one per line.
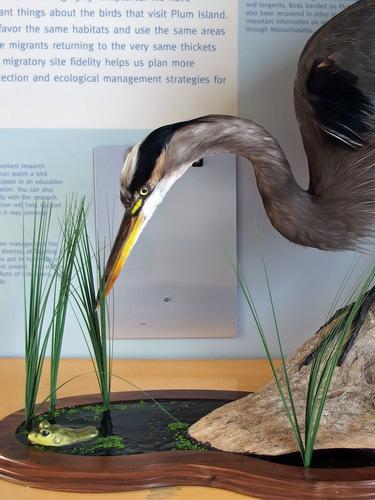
<box><xmin>24</xmin><ymin>203</ymin><xmax>55</xmax><ymax>429</ymax></box>
<box><xmin>72</xmin><ymin>211</ymin><xmax>114</xmax><ymax>434</ymax></box>
<box><xmin>48</xmin><ymin>199</ymin><xmax>85</xmax><ymax>418</ymax></box>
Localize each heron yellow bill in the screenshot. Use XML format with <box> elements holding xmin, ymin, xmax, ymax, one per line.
<box><xmin>103</xmin><ymin>206</ymin><xmax>145</xmax><ymax>296</ymax></box>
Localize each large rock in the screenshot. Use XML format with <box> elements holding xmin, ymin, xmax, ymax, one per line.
<box><xmin>189</xmin><ymin>303</ymin><xmax>375</xmax><ymax>455</ymax></box>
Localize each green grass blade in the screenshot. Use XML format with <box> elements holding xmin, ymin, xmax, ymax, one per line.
<box><xmin>24</xmin><ymin>203</ymin><xmax>56</xmax><ymax>427</ymax></box>
<box><xmin>233</xmin><ymin>262</ymin><xmax>305</xmax><ymax>459</ymax></box>
<box><xmin>49</xmin><ymin>199</ymin><xmax>86</xmax><ymax>416</ymax></box>
<box><xmin>72</xmin><ymin>208</ymin><xmax>113</xmax><ymax>411</ymax></box>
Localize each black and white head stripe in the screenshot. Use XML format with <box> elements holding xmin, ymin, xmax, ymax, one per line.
<box><xmin>128</xmin><ymin>118</ymin><xmax>203</xmax><ymax>194</ymax></box>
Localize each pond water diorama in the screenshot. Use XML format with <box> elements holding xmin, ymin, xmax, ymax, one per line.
<box><xmin>2</xmin><ymin>1</ymin><xmax>375</xmax><ymax>498</ymax></box>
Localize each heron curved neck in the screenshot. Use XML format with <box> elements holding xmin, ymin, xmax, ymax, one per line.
<box><xmin>167</xmin><ymin>114</ymin><xmax>347</xmax><ymax>250</ymax></box>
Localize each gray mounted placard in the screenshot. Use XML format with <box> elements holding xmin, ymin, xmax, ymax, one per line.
<box><xmin>93</xmin><ymin>146</ymin><xmax>237</xmax><ymax>339</ymax></box>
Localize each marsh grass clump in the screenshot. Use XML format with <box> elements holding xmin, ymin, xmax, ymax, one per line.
<box><xmin>49</xmin><ymin>199</ymin><xmax>86</xmax><ymax>419</ymax></box>
<box><xmin>23</xmin><ymin>203</ymin><xmax>56</xmax><ymax>430</ymax></box>
<box><xmin>72</xmin><ymin>214</ymin><xmax>114</xmax><ymax>435</ymax></box>
<box><xmin>23</xmin><ymin>198</ymin><xmax>115</xmax><ymax>430</ymax></box>
<box><xmin>24</xmin><ymin>199</ymin><xmax>90</xmax><ymax>428</ymax></box>
<box><xmin>235</xmin><ymin>257</ymin><xmax>375</xmax><ymax>468</ymax></box>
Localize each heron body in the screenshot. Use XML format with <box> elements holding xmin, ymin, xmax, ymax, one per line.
<box><xmin>104</xmin><ymin>0</ymin><xmax>375</xmax><ymax>294</ymax></box>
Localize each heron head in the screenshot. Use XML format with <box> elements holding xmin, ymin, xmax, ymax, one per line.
<box><xmin>103</xmin><ymin>122</ymin><xmax>194</xmax><ymax>296</ymax></box>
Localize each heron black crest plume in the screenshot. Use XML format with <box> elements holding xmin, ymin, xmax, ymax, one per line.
<box><xmin>103</xmin><ymin>0</ymin><xmax>375</xmax><ymax>295</ymax></box>
<box><xmin>129</xmin><ymin>119</ymin><xmax>193</xmax><ymax>193</ymax></box>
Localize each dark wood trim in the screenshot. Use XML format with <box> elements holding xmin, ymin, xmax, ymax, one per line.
<box><xmin>1</xmin><ymin>390</ymin><xmax>375</xmax><ymax>498</ymax></box>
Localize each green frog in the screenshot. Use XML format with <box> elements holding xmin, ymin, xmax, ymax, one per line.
<box><xmin>28</xmin><ymin>420</ymin><xmax>99</xmax><ymax>447</ymax></box>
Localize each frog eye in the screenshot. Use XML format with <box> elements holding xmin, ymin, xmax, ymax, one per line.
<box><xmin>39</xmin><ymin>420</ymin><xmax>51</xmax><ymax>429</ymax></box>
<box><xmin>139</xmin><ymin>186</ymin><xmax>150</xmax><ymax>197</ymax></box>
<box><xmin>40</xmin><ymin>429</ymin><xmax>50</xmax><ymax>437</ymax></box>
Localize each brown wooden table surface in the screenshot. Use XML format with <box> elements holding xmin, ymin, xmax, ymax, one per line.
<box><xmin>0</xmin><ymin>358</ymin><xmax>278</xmax><ymax>500</ymax></box>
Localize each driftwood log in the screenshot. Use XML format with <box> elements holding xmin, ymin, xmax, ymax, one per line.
<box><xmin>189</xmin><ymin>291</ymin><xmax>375</xmax><ymax>455</ymax></box>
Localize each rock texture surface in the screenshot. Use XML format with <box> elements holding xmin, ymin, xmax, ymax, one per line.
<box><xmin>189</xmin><ymin>306</ymin><xmax>375</xmax><ymax>455</ymax></box>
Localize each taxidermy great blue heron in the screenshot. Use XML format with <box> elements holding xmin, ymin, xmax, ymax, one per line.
<box><xmin>103</xmin><ymin>0</ymin><xmax>375</xmax><ymax>295</ymax></box>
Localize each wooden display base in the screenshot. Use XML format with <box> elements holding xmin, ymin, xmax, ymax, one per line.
<box><xmin>1</xmin><ymin>390</ymin><xmax>375</xmax><ymax>499</ymax></box>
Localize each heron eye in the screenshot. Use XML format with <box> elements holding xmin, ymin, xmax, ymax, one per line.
<box><xmin>139</xmin><ymin>186</ymin><xmax>150</xmax><ymax>197</ymax></box>
<box><xmin>40</xmin><ymin>430</ymin><xmax>50</xmax><ymax>437</ymax></box>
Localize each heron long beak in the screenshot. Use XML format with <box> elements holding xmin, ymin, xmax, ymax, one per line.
<box><xmin>103</xmin><ymin>207</ymin><xmax>145</xmax><ymax>296</ymax></box>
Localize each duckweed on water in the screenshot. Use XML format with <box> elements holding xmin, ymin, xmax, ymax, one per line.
<box><xmin>54</xmin><ymin>406</ymin><xmax>81</xmax><ymax>418</ymax></box>
<box><xmin>168</xmin><ymin>422</ymin><xmax>206</xmax><ymax>451</ymax></box>
<box><xmin>80</xmin><ymin>405</ymin><xmax>105</xmax><ymax>419</ymax></box>
<box><xmin>53</xmin><ymin>405</ymin><xmax>104</xmax><ymax>422</ymax></box>
<box><xmin>69</xmin><ymin>435</ymin><xmax>125</xmax><ymax>455</ymax></box>
<box><xmin>112</xmin><ymin>403</ymin><xmax>129</xmax><ymax>411</ymax></box>
<box><xmin>168</xmin><ymin>422</ymin><xmax>188</xmax><ymax>432</ymax></box>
